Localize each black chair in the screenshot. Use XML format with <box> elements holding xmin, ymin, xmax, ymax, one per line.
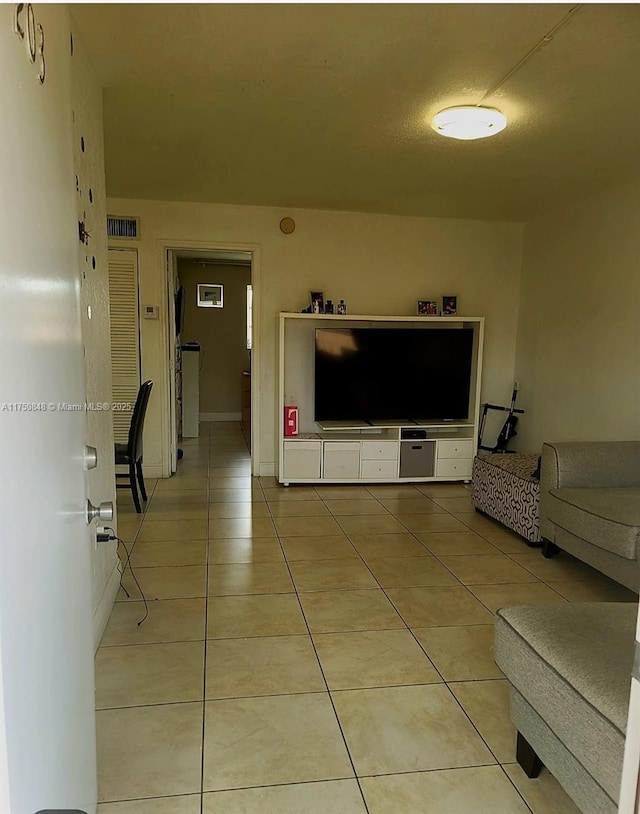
<box><xmin>115</xmin><ymin>380</ymin><xmax>153</xmax><ymax>513</ymax></box>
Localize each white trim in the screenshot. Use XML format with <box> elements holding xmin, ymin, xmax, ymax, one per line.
<box><xmin>279</xmin><ymin>312</ymin><xmax>484</xmax><ymax>322</ymax></box>
<box><xmin>258</xmin><ymin>461</ymin><xmax>277</xmax><ymax>477</ymax></box>
<box><xmin>200</xmin><ymin>412</ymin><xmax>241</xmax><ymax>422</ymax></box>
<box><xmin>141</xmin><ymin>464</ymin><xmax>164</xmax><ymax>479</ymax></box>
<box><xmin>167</xmin><ymin>249</ymin><xmax>178</xmax><ymax>473</ymax></box>
<box><xmin>250</xmin><ymin>247</ymin><xmax>261</xmax><ymax>477</ymax></box>
<box><xmin>158</xmin><ymin>239</ymin><xmax>262</xmax><ymax>477</ymax></box>
<box><xmin>92</xmin><ymin>559</ymin><xmax>121</xmax><ymax>652</ymax></box>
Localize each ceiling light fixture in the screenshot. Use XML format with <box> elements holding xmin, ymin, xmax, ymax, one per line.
<box><xmin>431</xmin><ymin>106</ymin><xmax>507</xmax><ymax>141</ymax></box>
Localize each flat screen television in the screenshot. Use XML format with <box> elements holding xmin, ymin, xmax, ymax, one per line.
<box><xmin>314</xmin><ymin>327</ymin><xmax>474</xmax><ymax>423</ymax></box>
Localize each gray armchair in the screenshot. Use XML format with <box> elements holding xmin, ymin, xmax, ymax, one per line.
<box><xmin>539</xmin><ymin>441</ymin><xmax>640</xmax><ymax>591</ymax></box>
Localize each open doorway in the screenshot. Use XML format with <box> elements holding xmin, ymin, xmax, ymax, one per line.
<box><xmin>166</xmin><ymin>246</ymin><xmax>257</xmax><ymax>473</ymax></box>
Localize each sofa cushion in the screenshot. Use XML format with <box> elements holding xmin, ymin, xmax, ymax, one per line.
<box><xmin>494</xmin><ymin>602</ymin><xmax>636</xmax><ymax>802</ymax></box>
<box><xmin>548</xmin><ymin>486</ymin><xmax>640</xmax><ymax>560</ymax></box>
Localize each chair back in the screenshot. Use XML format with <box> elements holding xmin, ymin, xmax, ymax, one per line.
<box><xmin>127</xmin><ymin>380</ymin><xmax>153</xmax><ymax>463</ymax></box>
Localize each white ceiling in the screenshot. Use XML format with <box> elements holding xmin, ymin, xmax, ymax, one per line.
<box><xmin>71</xmin><ymin>3</ymin><xmax>640</xmax><ymax>221</ymax></box>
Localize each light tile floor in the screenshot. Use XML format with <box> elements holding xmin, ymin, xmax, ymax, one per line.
<box><xmin>97</xmin><ymin>422</ymin><xmax>637</xmax><ymax>813</ymax></box>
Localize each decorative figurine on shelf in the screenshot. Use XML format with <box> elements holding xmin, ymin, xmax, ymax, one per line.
<box><xmin>337</xmin><ymin>299</ymin><xmax>347</xmax><ymax>315</ymax></box>
<box><xmin>310</xmin><ymin>290</ymin><xmax>324</xmax><ymax>314</ymax></box>
<box><xmin>325</xmin><ymin>299</ymin><xmax>334</xmax><ymax>314</ymax></box>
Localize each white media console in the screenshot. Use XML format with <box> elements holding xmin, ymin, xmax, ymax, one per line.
<box><xmin>278</xmin><ymin>312</ymin><xmax>484</xmax><ymax>486</ymax></box>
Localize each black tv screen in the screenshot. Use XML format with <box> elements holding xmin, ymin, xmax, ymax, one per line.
<box><xmin>314</xmin><ymin>327</ymin><xmax>474</xmax><ymax>423</ymax></box>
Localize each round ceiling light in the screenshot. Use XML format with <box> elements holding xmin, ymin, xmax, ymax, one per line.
<box><xmin>431</xmin><ymin>105</ymin><xmax>507</xmax><ymax>140</ymax></box>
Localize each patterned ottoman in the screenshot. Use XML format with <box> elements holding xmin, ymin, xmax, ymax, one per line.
<box><xmin>471</xmin><ymin>453</ymin><xmax>541</xmax><ymax>545</ymax></box>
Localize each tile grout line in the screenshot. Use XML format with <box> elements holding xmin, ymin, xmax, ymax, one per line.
<box><xmin>108</xmin><ymin>431</ymin><xmax>603</xmax><ymax>808</ymax></box>
<box><xmin>200</xmin><ymin>420</ymin><xmax>213</xmax><ymax>813</ymax></box>
<box><xmin>263</xmin><ymin>487</ymin><xmax>373</xmax><ymax>813</ymax></box>
<box><xmin>201</xmin><ymin>422</ymin><xmax>256</xmax><ymax>805</ymax></box>
<box><xmin>309</xmin><ymin>488</ymin><xmax>536</xmax><ymax>782</ymax></box>
<box><xmin>499</xmin><ymin>763</ymin><xmax>537</xmax><ymax>814</ymax></box>
<box><xmin>311</xmin><ymin>491</ymin><xmax>457</xmax><ymax>692</ymax></box>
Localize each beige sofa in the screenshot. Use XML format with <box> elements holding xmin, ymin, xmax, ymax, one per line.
<box><xmin>539</xmin><ymin>441</ymin><xmax>640</xmax><ymax>592</ymax></box>
<box><xmin>495</xmin><ymin>601</ymin><xmax>637</xmax><ymax>814</ymax></box>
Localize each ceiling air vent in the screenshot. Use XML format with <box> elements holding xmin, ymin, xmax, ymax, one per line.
<box><xmin>107</xmin><ymin>215</ymin><xmax>139</xmax><ymax>240</ymax></box>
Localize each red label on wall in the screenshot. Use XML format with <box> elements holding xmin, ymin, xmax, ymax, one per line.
<box><xmin>284</xmin><ymin>406</ymin><xmax>298</xmax><ymax>436</ymax></box>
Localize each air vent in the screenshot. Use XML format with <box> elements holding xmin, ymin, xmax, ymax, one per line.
<box><xmin>107</xmin><ymin>215</ymin><xmax>139</xmax><ymax>240</ymax></box>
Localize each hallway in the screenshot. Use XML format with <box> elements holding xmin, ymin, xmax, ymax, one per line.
<box><xmin>95</xmin><ymin>423</ymin><xmax>632</xmax><ymax>812</ymax></box>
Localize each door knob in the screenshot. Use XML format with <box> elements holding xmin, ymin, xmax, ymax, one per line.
<box><xmin>86</xmin><ymin>499</ymin><xmax>114</xmax><ymax>524</ymax></box>
<box><xmin>84</xmin><ymin>445</ymin><xmax>98</xmax><ymax>470</ymax></box>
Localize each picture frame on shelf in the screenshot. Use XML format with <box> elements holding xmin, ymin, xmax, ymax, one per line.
<box><xmin>441</xmin><ymin>295</ymin><xmax>457</xmax><ymax>315</ymax></box>
<box><xmin>310</xmin><ymin>290</ymin><xmax>324</xmax><ymax>314</ymax></box>
<box><xmin>417</xmin><ymin>300</ymin><xmax>439</xmax><ymax>316</ymax></box>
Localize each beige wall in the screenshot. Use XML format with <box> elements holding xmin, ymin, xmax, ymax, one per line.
<box><xmin>72</xmin><ymin>34</ymin><xmax>118</xmax><ymax>643</ymax></box>
<box><xmin>106</xmin><ymin>197</ymin><xmax>524</xmax><ymax>476</ymax></box>
<box><xmin>178</xmin><ymin>260</ymin><xmax>251</xmax><ymax>416</ymax></box>
<box><xmin>515</xmin><ymin>179</ymin><xmax>640</xmax><ymax>452</ymax></box>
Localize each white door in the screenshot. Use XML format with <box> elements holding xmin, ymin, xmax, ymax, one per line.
<box><xmin>0</xmin><ymin>7</ymin><xmax>97</xmax><ymax>813</ymax></box>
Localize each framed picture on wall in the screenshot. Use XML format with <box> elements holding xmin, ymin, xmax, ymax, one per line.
<box><xmin>417</xmin><ymin>300</ymin><xmax>439</xmax><ymax>315</ymax></box>
<box><xmin>197</xmin><ymin>284</ymin><xmax>224</xmax><ymax>308</ymax></box>
<box><xmin>441</xmin><ymin>295</ymin><xmax>457</xmax><ymax>315</ymax></box>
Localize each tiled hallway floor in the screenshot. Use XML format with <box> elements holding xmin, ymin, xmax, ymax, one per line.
<box><xmin>96</xmin><ymin>423</ymin><xmax>636</xmax><ymax>813</ymax></box>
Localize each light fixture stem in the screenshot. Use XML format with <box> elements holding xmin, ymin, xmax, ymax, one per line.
<box><xmin>477</xmin><ymin>4</ymin><xmax>584</xmax><ymax>105</ymax></box>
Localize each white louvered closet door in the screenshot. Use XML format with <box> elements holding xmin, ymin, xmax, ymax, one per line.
<box><xmin>108</xmin><ymin>248</ymin><xmax>140</xmax><ymax>444</ymax></box>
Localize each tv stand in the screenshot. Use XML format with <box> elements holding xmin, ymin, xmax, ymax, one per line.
<box><xmin>278</xmin><ymin>312</ymin><xmax>484</xmax><ymax>486</ymax></box>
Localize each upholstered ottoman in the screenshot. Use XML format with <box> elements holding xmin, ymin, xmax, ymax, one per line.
<box><xmin>494</xmin><ymin>602</ymin><xmax>637</xmax><ymax>814</ymax></box>
<box><xmin>472</xmin><ymin>453</ymin><xmax>541</xmax><ymax>544</ymax></box>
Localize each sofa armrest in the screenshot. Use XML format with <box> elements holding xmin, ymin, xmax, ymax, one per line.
<box><xmin>540</xmin><ymin>441</ymin><xmax>640</xmax><ymax>492</ymax></box>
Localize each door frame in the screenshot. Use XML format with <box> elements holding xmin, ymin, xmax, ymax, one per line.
<box><xmin>166</xmin><ymin>248</ymin><xmax>179</xmax><ymax>473</ymax></box>
<box><xmin>159</xmin><ymin>239</ymin><xmax>261</xmax><ymax>474</ymax></box>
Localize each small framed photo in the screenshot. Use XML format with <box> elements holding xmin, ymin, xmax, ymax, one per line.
<box><xmin>310</xmin><ymin>290</ymin><xmax>324</xmax><ymax>314</ymax></box>
<box><xmin>441</xmin><ymin>295</ymin><xmax>457</xmax><ymax>315</ymax></box>
<box><xmin>197</xmin><ymin>283</ymin><xmax>224</xmax><ymax>308</ymax></box>
<box><xmin>417</xmin><ymin>300</ymin><xmax>439</xmax><ymax>316</ymax></box>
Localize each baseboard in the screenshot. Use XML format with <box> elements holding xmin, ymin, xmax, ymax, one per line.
<box><xmin>143</xmin><ymin>464</ymin><xmax>164</xmax><ymax>478</ymax></box>
<box><xmin>92</xmin><ymin>559</ymin><xmax>121</xmax><ymax>652</ymax></box>
<box><xmin>200</xmin><ymin>412</ymin><xmax>241</xmax><ymax>422</ymax></box>
<box><xmin>258</xmin><ymin>461</ymin><xmax>276</xmax><ymax>477</ymax></box>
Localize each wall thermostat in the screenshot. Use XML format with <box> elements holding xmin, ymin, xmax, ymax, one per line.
<box><xmin>143</xmin><ymin>304</ymin><xmax>159</xmax><ymax>319</ymax></box>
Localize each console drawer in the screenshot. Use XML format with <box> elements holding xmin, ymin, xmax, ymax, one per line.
<box><xmin>361</xmin><ymin>441</ymin><xmax>399</xmax><ymax>461</ymax></box>
<box><xmin>437</xmin><ymin>439</ymin><xmax>474</xmax><ymax>459</ymax></box>
<box><xmin>323</xmin><ymin>442</ymin><xmax>361</xmax><ymax>479</ymax></box>
<box><xmin>283</xmin><ymin>441</ymin><xmax>321</xmax><ymax>480</ymax></box>
<box><xmin>361</xmin><ymin>459</ymin><xmax>398</xmax><ymax>479</ymax></box>
<box><xmin>435</xmin><ymin>458</ymin><xmax>472</xmax><ymax>479</ymax></box>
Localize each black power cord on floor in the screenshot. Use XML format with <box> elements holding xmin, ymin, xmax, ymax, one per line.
<box><xmin>99</xmin><ymin>528</ymin><xmax>149</xmax><ymax>626</ymax></box>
